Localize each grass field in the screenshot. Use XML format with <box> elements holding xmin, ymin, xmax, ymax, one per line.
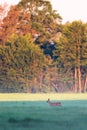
<box><xmin>0</xmin><ymin>93</ymin><xmax>87</xmax><ymax>130</ymax></box>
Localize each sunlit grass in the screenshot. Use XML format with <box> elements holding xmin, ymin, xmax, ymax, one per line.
<box><xmin>0</xmin><ymin>93</ymin><xmax>87</xmax><ymax>101</ymax></box>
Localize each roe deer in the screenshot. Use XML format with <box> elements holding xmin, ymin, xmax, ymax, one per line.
<box><xmin>47</xmin><ymin>98</ymin><xmax>61</xmax><ymax>106</ymax></box>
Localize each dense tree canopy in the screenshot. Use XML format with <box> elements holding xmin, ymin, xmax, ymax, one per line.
<box><xmin>0</xmin><ymin>0</ymin><xmax>62</xmax><ymax>44</ymax></box>
<box><xmin>0</xmin><ymin>34</ymin><xmax>48</xmax><ymax>92</ymax></box>
<box><xmin>0</xmin><ymin>0</ymin><xmax>87</xmax><ymax>93</ymax></box>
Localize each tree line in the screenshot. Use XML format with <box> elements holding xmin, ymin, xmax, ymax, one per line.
<box><xmin>0</xmin><ymin>0</ymin><xmax>87</xmax><ymax>93</ymax></box>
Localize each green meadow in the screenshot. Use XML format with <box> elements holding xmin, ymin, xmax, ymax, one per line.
<box><xmin>0</xmin><ymin>99</ymin><xmax>87</xmax><ymax>130</ymax></box>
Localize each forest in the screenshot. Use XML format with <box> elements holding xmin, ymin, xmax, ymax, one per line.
<box><xmin>0</xmin><ymin>0</ymin><xmax>87</xmax><ymax>93</ymax></box>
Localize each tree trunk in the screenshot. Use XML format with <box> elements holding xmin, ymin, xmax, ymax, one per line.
<box><xmin>84</xmin><ymin>75</ymin><xmax>87</xmax><ymax>93</ymax></box>
<box><xmin>74</xmin><ymin>67</ymin><xmax>78</xmax><ymax>92</ymax></box>
<box><xmin>78</xmin><ymin>66</ymin><xmax>82</xmax><ymax>92</ymax></box>
<box><xmin>77</xmin><ymin>37</ymin><xmax>81</xmax><ymax>93</ymax></box>
<box><xmin>39</xmin><ymin>72</ymin><xmax>43</xmax><ymax>90</ymax></box>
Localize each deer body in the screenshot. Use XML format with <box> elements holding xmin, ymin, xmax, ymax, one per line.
<box><xmin>47</xmin><ymin>99</ymin><xmax>61</xmax><ymax>106</ymax></box>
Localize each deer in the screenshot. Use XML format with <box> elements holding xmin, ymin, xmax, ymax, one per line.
<box><xmin>47</xmin><ymin>98</ymin><xmax>61</xmax><ymax>107</ymax></box>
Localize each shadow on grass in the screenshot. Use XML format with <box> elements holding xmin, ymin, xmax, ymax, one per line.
<box><xmin>8</xmin><ymin>117</ymin><xmax>43</xmax><ymax>124</ymax></box>
<box><xmin>8</xmin><ymin>117</ymin><xmax>75</xmax><ymax>127</ymax></box>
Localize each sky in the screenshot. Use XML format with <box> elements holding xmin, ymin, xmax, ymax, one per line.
<box><xmin>0</xmin><ymin>0</ymin><xmax>20</xmax><ymax>5</ymax></box>
<box><xmin>51</xmin><ymin>0</ymin><xmax>87</xmax><ymax>23</ymax></box>
<box><xmin>0</xmin><ymin>0</ymin><xmax>87</xmax><ymax>24</ymax></box>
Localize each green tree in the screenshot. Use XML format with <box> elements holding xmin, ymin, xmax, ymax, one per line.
<box><xmin>0</xmin><ymin>34</ymin><xmax>47</xmax><ymax>92</ymax></box>
<box><xmin>54</xmin><ymin>21</ymin><xmax>87</xmax><ymax>92</ymax></box>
